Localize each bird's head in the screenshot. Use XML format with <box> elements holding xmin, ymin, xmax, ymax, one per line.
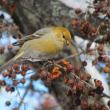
<box><xmin>53</xmin><ymin>26</ymin><xmax>74</xmax><ymax>46</ymax></box>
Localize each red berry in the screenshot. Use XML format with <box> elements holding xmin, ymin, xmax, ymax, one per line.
<box><xmin>80</xmin><ymin>98</ymin><xmax>89</xmax><ymax>110</ymax></box>
<box><xmin>2</xmin><ymin>72</ymin><xmax>9</xmax><ymax>77</ymax></box>
<box><xmin>88</xmin><ymin>89</ymin><xmax>95</xmax><ymax>96</ymax></box>
<box><xmin>11</xmin><ymin>73</ymin><xmax>16</xmax><ymax>79</ymax></box>
<box><xmin>5</xmin><ymin>86</ymin><xmax>11</xmax><ymax>92</ymax></box>
<box><xmin>7</xmin><ymin>66</ymin><xmax>13</xmax><ymax>73</ymax></box>
<box><xmin>40</xmin><ymin>70</ymin><xmax>48</xmax><ymax>78</ymax></box>
<box><xmin>1</xmin><ymin>80</ymin><xmax>6</xmax><ymax>86</ymax></box>
<box><xmin>93</xmin><ymin>101</ymin><xmax>101</xmax><ymax>109</ymax></box>
<box><xmin>7</xmin><ymin>45</ymin><xmax>13</xmax><ymax>50</ymax></box>
<box><xmin>21</xmin><ymin>64</ymin><xmax>29</xmax><ymax>71</ymax></box>
<box><xmin>20</xmin><ymin>78</ymin><xmax>25</xmax><ymax>84</ymax></box>
<box><xmin>95</xmin><ymin>86</ymin><xmax>104</xmax><ymax>94</ymax></box>
<box><xmin>94</xmin><ymin>79</ymin><xmax>102</xmax><ymax>87</ymax></box>
<box><xmin>75</xmin><ymin>8</ymin><xmax>82</xmax><ymax>14</ymax></box>
<box><xmin>12</xmin><ymin>63</ymin><xmax>19</xmax><ymax>70</ymax></box>
<box><xmin>66</xmin><ymin>64</ymin><xmax>74</xmax><ymax>72</ymax></box>
<box><xmin>76</xmin><ymin>82</ymin><xmax>84</xmax><ymax>91</ymax></box>
<box><xmin>82</xmin><ymin>61</ymin><xmax>87</xmax><ymax>66</ymax></box>
<box><xmin>21</xmin><ymin>71</ymin><xmax>26</xmax><ymax>76</ymax></box>
<box><xmin>13</xmin><ymin>80</ymin><xmax>18</xmax><ymax>86</ymax></box>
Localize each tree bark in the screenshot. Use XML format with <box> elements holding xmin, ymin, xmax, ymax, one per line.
<box><xmin>14</xmin><ymin>0</ymin><xmax>75</xmax><ymax>34</ymax></box>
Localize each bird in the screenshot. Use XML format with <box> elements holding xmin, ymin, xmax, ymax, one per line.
<box><xmin>0</xmin><ymin>26</ymin><xmax>74</xmax><ymax>72</ymax></box>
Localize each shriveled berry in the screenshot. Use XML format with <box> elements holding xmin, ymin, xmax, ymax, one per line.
<box><xmin>95</xmin><ymin>86</ymin><xmax>104</xmax><ymax>94</ymax></box>
<box><xmin>5</xmin><ymin>101</ymin><xmax>11</xmax><ymax>106</ymax></box>
<box><xmin>67</xmin><ymin>89</ymin><xmax>72</xmax><ymax>96</ymax></box>
<box><xmin>13</xmin><ymin>80</ymin><xmax>18</xmax><ymax>86</ymax></box>
<box><xmin>21</xmin><ymin>71</ymin><xmax>26</xmax><ymax>76</ymax></box>
<box><xmin>94</xmin><ymin>79</ymin><xmax>102</xmax><ymax>87</ymax></box>
<box><xmin>1</xmin><ymin>80</ymin><xmax>6</xmax><ymax>86</ymax></box>
<box><xmin>71</xmin><ymin>18</ymin><xmax>79</xmax><ymax>27</ymax></box>
<box><xmin>92</xmin><ymin>59</ymin><xmax>98</xmax><ymax>65</ymax></box>
<box><xmin>11</xmin><ymin>87</ymin><xmax>15</xmax><ymax>92</ymax></box>
<box><xmin>64</xmin><ymin>76</ymin><xmax>69</xmax><ymax>84</ymax></box>
<box><xmin>7</xmin><ymin>66</ymin><xmax>13</xmax><ymax>73</ymax></box>
<box><xmin>82</xmin><ymin>61</ymin><xmax>87</xmax><ymax>66</ymax></box>
<box><xmin>88</xmin><ymin>88</ymin><xmax>96</xmax><ymax>96</ymax></box>
<box><xmin>21</xmin><ymin>64</ymin><xmax>29</xmax><ymax>71</ymax></box>
<box><xmin>80</xmin><ymin>98</ymin><xmax>89</xmax><ymax>110</ymax></box>
<box><xmin>5</xmin><ymin>86</ymin><xmax>11</xmax><ymax>92</ymax></box>
<box><xmin>66</xmin><ymin>64</ymin><xmax>74</xmax><ymax>72</ymax></box>
<box><xmin>93</xmin><ymin>101</ymin><xmax>101</xmax><ymax>109</ymax></box>
<box><xmin>68</xmin><ymin>79</ymin><xmax>74</xmax><ymax>86</ymax></box>
<box><xmin>11</xmin><ymin>73</ymin><xmax>16</xmax><ymax>79</ymax></box>
<box><xmin>40</xmin><ymin>70</ymin><xmax>48</xmax><ymax>78</ymax></box>
<box><xmin>12</xmin><ymin>63</ymin><xmax>19</xmax><ymax>70</ymax></box>
<box><xmin>98</xmin><ymin>56</ymin><xmax>103</xmax><ymax>61</ymax></box>
<box><xmin>75</xmin><ymin>8</ymin><xmax>82</xmax><ymax>14</ymax></box>
<box><xmin>2</xmin><ymin>72</ymin><xmax>9</xmax><ymax>77</ymax></box>
<box><xmin>7</xmin><ymin>45</ymin><xmax>13</xmax><ymax>51</ymax></box>
<box><xmin>20</xmin><ymin>78</ymin><xmax>25</xmax><ymax>84</ymax></box>
<box><xmin>76</xmin><ymin>82</ymin><xmax>84</xmax><ymax>91</ymax></box>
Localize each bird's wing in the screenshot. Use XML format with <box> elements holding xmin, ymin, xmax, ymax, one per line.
<box><xmin>12</xmin><ymin>27</ymin><xmax>53</xmax><ymax>46</ymax></box>
<box><xmin>12</xmin><ymin>34</ymin><xmax>41</xmax><ymax>46</ymax></box>
<box><xmin>18</xmin><ymin>35</ymin><xmax>57</xmax><ymax>62</ymax></box>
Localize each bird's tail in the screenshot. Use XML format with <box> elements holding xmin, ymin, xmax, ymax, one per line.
<box><xmin>0</xmin><ymin>52</ymin><xmax>24</xmax><ymax>73</ymax></box>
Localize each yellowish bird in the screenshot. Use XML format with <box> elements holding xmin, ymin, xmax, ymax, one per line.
<box><xmin>0</xmin><ymin>26</ymin><xmax>74</xmax><ymax>72</ymax></box>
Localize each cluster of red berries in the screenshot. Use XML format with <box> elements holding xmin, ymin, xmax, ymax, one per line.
<box><xmin>0</xmin><ymin>0</ymin><xmax>16</xmax><ymax>15</ymax></box>
<box><xmin>93</xmin><ymin>0</ymin><xmax>110</xmax><ymax>18</ymax></box>
<box><xmin>86</xmin><ymin>42</ymin><xmax>110</xmax><ymax>75</ymax></box>
<box><xmin>71</xmin><ymin>19</ymin><xmax>98</xmax><ymax>39</ymax></box>
<box><xmin>0</xmin><ymin>63</ymin><xmax>30</xmax><ymax>92</ymax></box>
<box><xmin>0</xmin><ymin>21</ymin><xmax>23</xmax><ymax>56</ymax></box>
<box><xmin>33</xmin><ymin>59</ymin><xmax>110</xmax><ymax>109</ymax></box>
<box><xmin>71</xmin><ymin>0</ymin><xmax>110</xmax><ymax>44</ymax></box>
<box><xmin>0</xmin><ymin>45</ymin><xmax>14</xmax><ymax>54</ymax></box>
<box><xmin>39</xmin><ymin>60</ymin><xmax>74</xmax><ymax>80</ymax></box>
<box><xmin>92</xmin><ymin>100</ymin><xmax>109</xmax><ymax>110</ymax></box>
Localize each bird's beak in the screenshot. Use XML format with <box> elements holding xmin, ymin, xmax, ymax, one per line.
<box><xmin>70</xmin><ymin>40</ymin><xmax>75</xmax><ymax>47</ymax></box>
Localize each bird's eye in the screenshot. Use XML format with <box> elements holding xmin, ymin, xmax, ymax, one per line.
<box><xmin>63</xmin><ymin>35</ymin><xmax>65</xmax><ymax>39</ymax></box>
<box><xmin>62</xmin><ymin>33</ymin><xmax>65</xmax><ymax>39</ymax></box>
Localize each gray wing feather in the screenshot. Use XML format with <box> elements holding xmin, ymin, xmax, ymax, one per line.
<box><xmin>12</xmin><ymin>27</ymin><xmax>53</xmax><ymax>46</ymax></box>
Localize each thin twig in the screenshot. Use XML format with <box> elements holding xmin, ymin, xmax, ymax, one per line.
<box><xmin>56</xmin><ymin>51</ymin><xmax>84</xmax><ymax>63</ymax></box>
<box><xmin>18</xmin><ymin>81</ymin><xmax>32</xmax><ymax>109</ymax></box>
